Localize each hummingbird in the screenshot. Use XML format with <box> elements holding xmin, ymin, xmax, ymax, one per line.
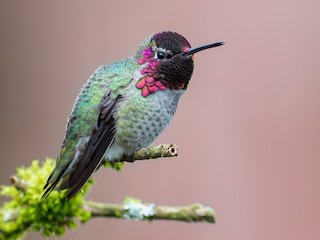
<box><xmin>42</xmin><ymin>31</ymin><xmax>224</xmax><ymax>200</ymax></box>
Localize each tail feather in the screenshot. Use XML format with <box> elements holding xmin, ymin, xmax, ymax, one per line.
<box><xmin>41</xmin><ymin>147</ymin><xmax>76</xmax><ymax>199</ymax></box>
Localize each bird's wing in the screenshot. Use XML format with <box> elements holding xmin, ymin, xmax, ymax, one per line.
<box><xmin>65</xmin><ymin>88</ymin><xmax>121</xmax><ymax>199</ymax></box>
<box><xmin>42</xmin><ymin>62</ymin><xmax>133</xmax><ymax>199</ymax></box>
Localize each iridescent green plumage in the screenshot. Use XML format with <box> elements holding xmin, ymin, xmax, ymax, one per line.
<box><xmin>43</xmin><ymin>31</ymin><xmax>224</xmax><ymax>199</ymax></box>
<box><xmin>43</xmin><ymin>58</ymin><xmax>139</xmax><ymax>198</ymax></box>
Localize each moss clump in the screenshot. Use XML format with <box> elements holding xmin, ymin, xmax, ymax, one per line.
<box><xmin>0</xmin><ymin>159</ymin><xmax>94</xmax><ymax>239</ymax></box>
<box><xmin>104</xmin><ymin>161</ymin><xmax>124</xmax><ymax>171</ymax></box>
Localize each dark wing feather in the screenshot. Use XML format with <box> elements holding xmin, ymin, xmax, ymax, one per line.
<box><xmin>65</xmin><ymin>90</ymin><xmax>121</xmax><ymax>200</ymax></box>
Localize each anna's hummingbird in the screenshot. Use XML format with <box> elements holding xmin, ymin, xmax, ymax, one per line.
<box><xmin>42</xmin><ymin>31</ymin><xmax>224</xmax><ymax>200</ymax></box>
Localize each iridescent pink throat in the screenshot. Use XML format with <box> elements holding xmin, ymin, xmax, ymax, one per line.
<box><xmin>135</xmin><ymin>46</ymin><xmax>167</xmax><ymax>97</ymax></box>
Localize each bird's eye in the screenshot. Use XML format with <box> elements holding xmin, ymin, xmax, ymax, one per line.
<box><xmin>157</xmin><ymin>52</ymin><xmax>166</xmax><ymax>60</ymax></box>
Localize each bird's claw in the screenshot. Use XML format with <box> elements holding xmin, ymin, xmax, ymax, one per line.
<box><xmin>126</xmin><ymin>155</ymin><xmax>135</xmax><ymax>163</ymax></box>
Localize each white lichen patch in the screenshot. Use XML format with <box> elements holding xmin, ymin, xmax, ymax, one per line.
<box><xmin>123</xmin><ymin>201</ymin><xmax>155</xmax><ymax>220</ymax></box>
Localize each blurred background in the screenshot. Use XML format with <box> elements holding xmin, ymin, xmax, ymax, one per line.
<box><xmin>0</xmin><ymin>0</ymin><xmax>319</xmax><ymax>239</ymax></box>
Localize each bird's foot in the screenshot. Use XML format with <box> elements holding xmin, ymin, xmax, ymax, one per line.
<box><xmin>126</xmin><ymin>155</ymin><xmax>135</xmax><ymax>163</ymax></box>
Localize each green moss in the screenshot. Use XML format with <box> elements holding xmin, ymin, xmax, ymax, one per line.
<box><xmin>0</xmin><ymin>158</ymin><xmax>94</xmax><ymax>239</ymax></box>
<box><xmin>104</xmin><ymin>161</ymin><xmax>124</xmax><ymax>171</ymax></box>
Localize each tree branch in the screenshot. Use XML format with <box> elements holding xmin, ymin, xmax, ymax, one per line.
<box><xmin>2</xmin><ymin>144</ymin><xmax>215</xmax><ymax>239</ymax></box>
<box><xmin>115</xmin><ymin>144</ymin><xmax>179</xmax><ymax>162</ymax></box>
<box><xmin>9</xmin><ymin>170</ymin><xmax>215</xmax><ymax>223</ymax></box>
<box><xmin>9</xmin><ymin>176</ymin><xmax>28</xmax><ymax>191</ymax></box>
<box><xmin>85</xmin><ymin>201</ymin><xmax>215</xmax><ymax>223</ymax></box>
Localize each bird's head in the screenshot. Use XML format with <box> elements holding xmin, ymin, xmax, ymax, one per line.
<box><xmin>135</xmin><ymin>31</ymin><xmax>224</xmax><ymax>97</ymax></box>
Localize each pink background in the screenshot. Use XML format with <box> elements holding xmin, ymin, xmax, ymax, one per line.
<box><xmin>1</xmin><ymin>1</ymin><xmax>319</xmax><ymax>239</ymax></box>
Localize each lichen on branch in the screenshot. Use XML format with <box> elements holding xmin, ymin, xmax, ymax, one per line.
<box><xmin>85</xmin><ymin>199</ymin><xmax>215</xmax><ymax>223</ymax></box>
